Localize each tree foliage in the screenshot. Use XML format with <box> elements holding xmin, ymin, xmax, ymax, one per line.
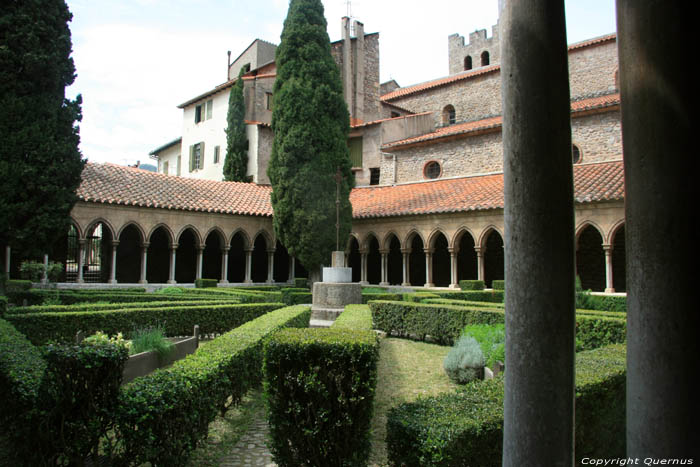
<box><xmin>0</xmin><ymin>0</ymin><xmax>85</xmax><ymax>259</ymax></box>
<box><xmin>267</xmin><ymin>0</ymin><xmax>353</xmax><ymax>271</ymax></box>
<box><xmin>223</xmin><ymin>68</ymin><xmax>249</xmax><ymax>182</ymax></box>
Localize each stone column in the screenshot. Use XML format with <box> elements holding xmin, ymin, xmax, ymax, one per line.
<box><xmin>220</xmin><ymin>247</ymin><xmax>230</xmax><ymax>284</ymax></box>
<box><xmin>138</xmin><ymin>242</ymin><xmax>149</xmax><ymax>284</ymax></box>
<box><xmin>266</xmin><ymin>249</ymin><xmax>275</xmax><ymax>284</ymax></box>
<box><xmin>423</xmin><ymin>248</ymin><xmax>434</xmax><ymax>288</ymax></box>
<box><xmin>379</xmin><ymin>249</ymin><xmax>389</xmax><ymax>286</ymax></box>
<box><xmin>77</xmin><ymin>239</ymin><xmax>86</xmax><ymax>283</ymax></box>
<box><xmin>195</xmin><ymin>245</ymin><xmax>203</xmax><ymax>280</ymax></box>
<box><xmin>41</xmin><ymin>254</ymin><xmax>49</xmax><ymax>284</ymax></box>
<box><xmin>501</xmin><ymin>2</ymin><xmax>575</xmax><ymax>465</ymax></box>
<box><xmin>109</xmin><ymin>240</ymin><xmax>119</xmax><ymax>284</ymax></box>
<box><xmin>289</xmin><ymin>257</ymin><xmax>296</xmax><ymax>283</ymax></box>
<box><xmin>359</xmin><ymin>249</ymin><xmax>368</xmax><ymax>285</ymax></box>
<box><xmin>448</xmin><ymin>247</ymin><xmax>458</xmax><ymax>288</ymax></box>
<box><xmin>167</xmin><ymin>243</ymin><xmax>177</xmax><ymax>284</ymax></box>
<box><xmin>4</xmin><ymin>245</ymin><xmax>10</xmax><ymax>275</ymax></box>
<box><xmin>603</xmin><ymin>244</ymin><xmax>614</xmax><ymax>293</ymax></box>
<box><xmin>475</xmin><ymin>246</ymin><xmax>484</xmax><ymax>281</ymax></box>
<box><xmin>244</xmin><ymin>248</ymin><xmax>253</xmax><ymax>283</ymax></box>
<box><xmin>617</xmin><ymin>1</ymin><xmax>695</xmax><ymax>457</ymax></box>
<box><xmin>401</xmin><ymin>248</ymin><xmax>410</xmax><ymax>286</ymax></box>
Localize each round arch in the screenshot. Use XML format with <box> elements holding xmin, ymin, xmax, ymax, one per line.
<box><xmin>385</xmin><ymin>232</ymin><xmax>403</xmax><ymax>285</ymax></box>
<box><xmin>228</xmin><ymin>228</ymin><xmax>251</xmax><ymax>250</ymax></box>
<box><xmin>147</xmin><ymin>223</ymin><xmax>174</xmax><ymax>244</ymax></box>
<box><xmin>482</xmin><ymin>228</ymin><xmax>504</xmax><ymax>288</ymax></box>
<box><xmin>347</xmin><ymin>235</ymin><xmax>361</xmax><ymax>283</ymax></box>
<box><xmin>454</xmin><ymin>228</ymin><xmax>478</xmax><ymax>283</ymax></box>
<box><xmin>176</xmin><ymin>225</ymin><xmax>202</xmax><ymax>246</ymax></box>
<box><xmin>575</xmin><ymin>221</ymin><xmax>605</xmax><ymax>247</ymax></box>
<box><xmin>84</xmin><ymin>218</ymin><xmax>115</xmax><ymax>242</ymax></box>
<box><xmin>365</xmin><ymin>233</ymin><xmax>381</xmax><ymax>285</ymax></box>
<box><xmin>576</xmin><ymin>223</ymin><xmax>605</xmax><ymax>291</ymax></box>
<box><xmin>147</xmin><ymin>225</ymin><xmax>172</xmax><ymax>283</ymax></box>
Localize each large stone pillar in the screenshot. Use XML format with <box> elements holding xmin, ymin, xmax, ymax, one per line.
<box><xmin>41</xmin><ymin>254</ymin><xmax>49</xmax><ymax>284</ymax></box>
<box><xmin>379</xmin><ymin>249</ymin><xmax>389</xmax><ymax>286</ymax></box>
<box><xmin>77</xmin><ymin>239</ymin><xmax>86</xmax><ymax>283</ymax></box>
<box><xmin>359</xmin><ymin>249</ymin><xmax>368</xmax><ymax>285</ymax></box>
<box><xmin>401</xmin><ymin>248</ymin><xmax>410</xmax><ymax>286</ymax></box>
<box><xmin>423</xmin><ymin>248</ymin><xmax>434</xmax><ymax>288</ymax></box>
<box><xmin>244</xmin><ymin>248</ymin><xmax>253</xmax><ymax>283</ymax></box>
<box><xmin>220</xmin><ymin>247</ymin><xmax>230</xmax><ymax>284</ymax></box>
<box><xmin>4</xmin><ymin>245</ymin><xmax>10</xmax><ymax>275</ymax></box>
<box><xmin>475</xmin><ymin>246</ymin><xmax>484</xmax><ymax>281</ymax></box>
<box><xmin>617</xmin><ymin>1</ymin><xmax>695</xmax><ymax>457</ymax></box>
<box><xmin>109</xmin><ymin>240</ymin><xmax>119</xmax><ymax>284</ymax></box>
<box><xmin>603</xmin><ymin>244</ymin><xmax>614</xmax><ymax>293</ymax></box>
<box><xmin>167</xmin><ymin>243</ymin><xmax>177</xmax><ymax>284</ymax></box>
<box><xmin>501</xmin><ymin>2</ymin><xmax>575</xmax><ymax>465</ymax></box>
<box><xmin>266</xmin><ymin>249</ymin><xmax>275</xmax><ymax>284</ymax></box>
<box><xmin>448</xmin><ymin>247</ymin><xmax>458</xmax><ymax>288</ymax></box>
<box><xmin>139</xmin><ymin>242</ymin><xmax>149</xmax><ymax>284</ymax></box>
<box><xmin>289</xmin><ymin>256</ymin><xmax>296</xmax><ymax>283</ymax></box>
<box><xmin>195</xmin><ymin>245</ymin><xmax>203</xmax><ymax>280</ymax></box>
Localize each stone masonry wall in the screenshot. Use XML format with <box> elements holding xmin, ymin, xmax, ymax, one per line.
<box><xmin>571</xmin><ymin>110</ymin><xmax>622</xmax><ymax>164</ymax></box>
<box><xmin>568</xmin><ymin>40</ymin><xmax>618</xmax><ymax>99</ymax></box>
<box><xmin>448</xmin><ymin>22</ymin><xmax>501</xmax><ymax>75</ymax></box>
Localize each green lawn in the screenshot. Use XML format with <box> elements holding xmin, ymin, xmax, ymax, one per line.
<box><xmin>370</xmin><ymin>337</ymin><xmax>460</xmax><ymax>466</ymax></box>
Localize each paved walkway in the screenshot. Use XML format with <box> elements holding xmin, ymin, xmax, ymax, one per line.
<box><xmin>218</xmin><ymin>414</ymin><xmax>276</xmax><ymax>467</ymax></box>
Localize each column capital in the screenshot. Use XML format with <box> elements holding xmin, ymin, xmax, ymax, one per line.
<box><xmin>359</xmin><ymin>249</ymin><xmax>368</xmax><ymax>255</ymax></box>
<box><xmin>474</xmin><ymin>246</ymin><xmax>483</xmax><ymax>254</ymax></box>
<box><xmin>602</xmin><ymin>244</ymin><xmax>613</xmax><ymax>252</ymax></box>
<box><xmin>140</xmin><ymin>242</ymin><xmax>150</xmax><ymax>249</ymax></box>
<box><xmin>170</xmin><ymin>242</ymin><xmax>179</xmax><ymax>249</ymax></box>
<box><xmin>196</xmin><ymin>244</ymin><xmax>205</xmax><ymax>252</ymax></box>
<box><xmin>221</xmin><ymin>246</ymin><xmax>231</xmax><ymax>253</ymax></box>
<box><xmin>448</xmin><ymin>247</ymin><xmax>457</xmax><ymax>254</ymax></box>
<box><xmin>267</xmin><ymin>248</ymin><xmax>276</xmax><ymax>254</ymax></box>
<box><xmin>245</xmin><ymin>247</ymin><xmax>254</xmax><ymax>253</ymax></box>
<box><xmin>78</xmin><ymin>239</ymin><xmax>87</xmax><ymax>246</ymax></box>
<box><xmin>423</xmin><ymin>248</ymin><xmax>434</xmax><ymax>254</ymax></box>
<box><xmin>111</xmin><ymin>240</ymin><xmax>120</xmax><ymax>247</ymax></box>
<box><xmin>400</xmin><ymin>248</ymin><xmax>412</xmax><ymax>254</ymax></box>
<box><xmin>379</xmin><ymin>249</ymin><xmax>390</xmax><ymax>255</ymax></box>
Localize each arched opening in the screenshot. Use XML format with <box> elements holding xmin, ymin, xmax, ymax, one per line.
<box><xmin>432</xmin><ymin>232</ymin><xmax>451</xmax><ymax>287</ymax></box>
<box><xmin>62</xmin><ymin>224</ymin><xmax>80</xmax><ymax>282</ymax></box>
<box><xmin>408</xmin><ymin>234</ymin><xmax>426</xmax><ymax>286</ymax></box>
<box><xmin>366</xmin><ymin>235</ymin><xmax>381</xmax><ymax>285</ymax></box>
<box><xmin>464</xmin><ymin>55</ymin><xmax>473</xmax><ymax>70</ymax></box>
<box><xmin>251</xmin><ymin>234</ymin><xmax>268</xmax><ymax>283</ymax></box>
<box><xmin>176</xmin><ymin>228</ymin><xmax>198</xmax><ymax>283</ymax></box>
<box><xmin>483</xmin><ymin>230</ymin><xmax>504</xmax><ymax>288</ymax></box>
<box><xmin>457</xmin><ymin>231</ymin><xmax>478</xmax><ymax>282</ymax></box>
<box><xmin>116</xmin><ymin>224</ymin><xmax>142</xmax><ymax>283</ymax></box>
<box><xmin>612</xmin><ymin>225</ymin><xmax>626</xmax><ymax>292</ymax></box>
<box><xmin>83</xmin><ymin>222</ymin><xmax>113</xmax><ymax>283</ymax></box>
<box><xmin>576</xmin><ymin>225</ymin><xmax>605</xmax><ymax>291</ymax></box>
<box><xmin>348</xmin><ymin>237</ymin><xmax>361</xmax><ymax>283</ymax></box>
<box><xmin>202</xmin><ymin>230</ymin><xmax>223</xmax><ymax>281</ymax></box>
<box><xmin>147</xmin><ymin>226</ymin><xmax>171</xmax><ymax>283</ymax></box>
<box><xmin>442</xmin><ymin>105</ymin><xmax>456</xmax><ymax>125</ymax></box>
<box><xmin>273</xmin><ymin>241</ymin><xmax>290</xmax><ymax>283</ymax></box>
<box><xmin>481</xmin><ymin>50</ymin><xmax>490</xmax><ymax>66</ymax></box>
<box><xmin>387</xmin><ymin>235</ymin><xmax>402</xmax><ymax>285</ymax></box>
<box><xmin>227</xmin><ymin>232</ymin><xmax>247</xmax><ymax>283</ymax></box>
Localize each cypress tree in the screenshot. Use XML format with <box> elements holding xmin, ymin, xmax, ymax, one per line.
<box><xmin>223</xmin><ymin>68</ymin><xmax>249</xmax><ymax>182</ymax></box>
<box><xmin>0</xmin><ymin>0</ymin><xmax>85</xmax><ymax>259</ymax></box>
<box><xmin>267</xmin><ymin>0</ymin><xmax>353</xmax><ymax>273</ymax></box>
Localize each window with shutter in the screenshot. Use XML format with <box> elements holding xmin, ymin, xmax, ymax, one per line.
<box><xmin>198</xmin><ymin>142</ymin><xmax>205</xmax><ymax>169</ymax></box>
<box><xmin>348</xmin><ymin>137</ymin><xmax>362</xmax><ymax>168</ymax></box>
<box><xmin>206</xmin><ymin>99</ymin><xmax>213</xmax><ymax>120</ymax></box>
<box><xmin>189</xmin><ymin>145</ymin><xmax>194</xmax><ymax>172</ymax></box>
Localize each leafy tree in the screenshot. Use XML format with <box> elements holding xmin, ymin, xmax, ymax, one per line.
<box><xmin>0</xmin><ymin>0</ymin><xmax>84</xmax><ymax>260</ymax></box>
<box><xmin>268</xmin><ymin>0</ymin><xmax>353</xmax><ymax>273</ymax></box>
<box><xmin>223</xmin><ymin>68</ymin><xmax>249</xmax><ymax>182</ymax></box>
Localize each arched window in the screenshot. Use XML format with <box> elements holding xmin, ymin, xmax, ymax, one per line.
<box><xmin>442</xmin><ymin>105</ymin><xmax>456</xmax><ymax>125</ymax></box>
<box><xmin>424</xmin><ymin>161</ymin><xmax>442</xmax><ymax>180</ymax></box>
<box><xmin>481</xmin><ymin>51</ymin><xmax>490</xmax><ymax>66</ymax></box>
<box><xmin>464</xmin><ymin>55</ymin><xmax>472</xmax><ymax>70</ymax></box>
<box><xmin>572</xmin><ymin>144</ymin><xmax>582</xmax><ymax>164</ymax></box>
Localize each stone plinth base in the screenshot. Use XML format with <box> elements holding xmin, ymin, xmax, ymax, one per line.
<box><xmin>322</xmin><ymin>267</ymin><xmax>352</xmax><ymax>283</ymax></box>
<box><xmin>312</xmin><ymin>281</ymin><xmax>362</xmax><ymax>309</ymax></box>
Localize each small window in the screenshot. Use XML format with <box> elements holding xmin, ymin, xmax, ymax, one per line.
<box><xmin>481</xmin><ymin>51</ymin><xmax>490</xmax><ymax>66</ymax></box>
<box><xmin>266</xmin><ymin>93</ymin><xmax>274</xmax><ymax>110</ymax></box>
<box><xmin>194</xmin><ymin>104</ymin><xmax>203</xmax><ymax>123</ymax></box>
<box><xmin>242</xmin><ymin>63</ymin><xmax>251</xmax><ymax>73</ymax></box>
<box><xmin>572</xmin><ymin>144</ymin><xmax>582</xmax><ymax>164</ymax></box>
<box><xmin>424</xmin><ymin>161</ymin><xmax>442</xmax><ymax>180</ymax></box>
<box><xmin>442</xmin><ymin>105</ymin><xmax>456</xmax><ymax>126</ymax></box>
<box><xmin>214</xmin><ymin>145</ymin><xmax>220</xmax><ymax>164</ymax></box>
<box><xmin>163</xmin><ymin>161</ymin><xmax>169</xmax><ymax>174</ymax></box>
<box><xmin>348</xmin><ymin>137</ymin><xmax>363</xmax><ymax>168</ymax></box>
<box><xmin>464</xmin><ymin>55</ymin><xmax>472</xmax><ymax>70</ymax></box>
<box><xmin>390</xmin><ymin>111</ymin><xmax>400</xmax><ymax>118</ymax></box>
<box><xmin>369</xmin><ymin>168</ymin><xmax>380</xmax><ymax>185</ymax></box>
<box><xmin>189</xmin><ymin>142</ymin><xmax>205</xmax><ymax>172</ymax></box>
<box><xmin>176</xmin><ymin>155</ymin><xmax>181</xmax><ymax>176</ymax></box>
<box><xmin>206</xmin><ymin>99</ymin><xmax>213</xmax><ymax>120</ymax></box>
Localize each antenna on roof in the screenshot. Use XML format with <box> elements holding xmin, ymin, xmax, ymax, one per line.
<box><xmin>344</xmin><ymin>0</ymin><xmax>352</xmax><ymax>18</ymax></box>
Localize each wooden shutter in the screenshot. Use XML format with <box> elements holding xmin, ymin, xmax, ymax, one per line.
<box><xmin>189</xmin><ymin>145</ymin><xmax>194</xmax><ymax>172</ymax></box>
<box><xmin>199</xmin><ymin>142</ymin><xmax>205</xmax><ymax>169</ymax></box>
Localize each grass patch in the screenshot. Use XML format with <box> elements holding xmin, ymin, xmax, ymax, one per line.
<box><xmin>370</xmin><ymin>337</ymin><xmax>459</xmax><ymax>466</ymax></box>
<box><xmin>129</xmin><ymin>324</ymin><xmax>174</xmax><ymax>361</ymax></box>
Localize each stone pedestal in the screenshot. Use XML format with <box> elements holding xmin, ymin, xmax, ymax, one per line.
<box><xmin>311</xmin><ymin>251</ymin><xmax>362</xmax><ymax>326</ymax></box>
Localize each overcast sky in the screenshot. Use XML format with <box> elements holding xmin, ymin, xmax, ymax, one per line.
<box><xmin>64</xmin><ymin>0</ymin><xmax>617</xmax><ymax>166</ymax></box>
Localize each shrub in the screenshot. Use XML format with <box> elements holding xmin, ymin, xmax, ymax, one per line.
<box><xmin>294</xmin><ymin>277</ymin><xmax>308</xmax><ymax>288</ymax></box>
<box><xmin>115</xmin><ymin>305</ymin><xmax>311</xmax><ymax>466</ymax></box>
<box><xmin>433</xmin><ymin>289</ymin><xmax>505</xmax><ymax>303</ymax></box>
<box><xmin>264</xmin><ymin>328</ymin><xmax>379</xmax><ymax>467</ymax></box>
<box><xmin>0</xmin><ymin>296</ymin><xmax>6</xmax><ymax>317</ymax></box>
<box><xmin>462</xmin><ymin>323</ymin><xmax>505</xmax><ymax>368</ymax></box>
<box><xmin>332</xmin><ymin>304</ymin><xmax>373</xmax><ymax>331</ymax></box>
<box><xmin>46</xmin><ymin>261</ymin><xmax>63</xmax><ymax>282</ymax></box>
<box><xmin>459</xmin><ymin>280</ymin><xmax>485</xmax><ymax>290</ymax></box>
<box><xmin>155</xmin><ymin>286</ymin><xmax>184</xmax><ymax>294</ymax></box>
<box><xmin>195</xmin><ymin>278</ymin><xmax>218</xmax><ymax>288</ymax></box>
<box><xmin>403</xmin><ymin>291</ymin><xmax>441</xmax><ymax>302</ymax></box>
<box><xmin>362</xmin><ymin>292</ymin><xmax>402</xmax><ymax>303</ymax></box>
<box><xmin>491</xmin><ymin>280</ymin><xmax>505</xmax><ymax>290</ymax></box>
<box><xmin>8</xmin><ymin>298</ymin><xmax>240</xmax><ymax>315</ymax></box>
<box><xmin>281</xmin><ymin>287</ymin><xmax>311</xmax><ymax>305</ymax></box>
<box><xmin>19</xmin><ymin>260</ymin><xmax>45</xmax><ymax>282</ymax></box>
<box><xmin>444</xmin><ymin>335</ymin><xmax>485</xmax><ymax>384</ymax></box>
<box><xmin>129</xmin><ymin>324</ymin><xmax>175</xmax><ymax>362</ymax></box>
<box><xmin>387</xmin><ymin>344</ymin><xmax>626</xmax><ymax>466</ymax></box>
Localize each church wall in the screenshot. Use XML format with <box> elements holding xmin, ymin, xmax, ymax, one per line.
<box><xmin>568</xmin><ymin>40</ymin><xmax>618</xmax><ymax>100</ymax></box>
<box><xmin>571</xmin><ymin>110</ymin><xmax>622</xmax><ymax>164</ymax></box>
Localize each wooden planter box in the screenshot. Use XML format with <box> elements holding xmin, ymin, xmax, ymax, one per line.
<box><xmin>121</xmin><ymin>325</ymin><xmax>200</xmax><ymax>385</ymax></box>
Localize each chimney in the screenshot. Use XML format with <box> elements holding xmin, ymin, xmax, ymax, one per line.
<box><xmin>227</xmin><ymin>50</ymin><xmax>232</xmax><ymax>80</ymax></box>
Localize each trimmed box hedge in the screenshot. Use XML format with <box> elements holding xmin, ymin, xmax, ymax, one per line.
<box><xmin>331</xmin><ymin>304</ymin><xmax>373</xmax><ymax>331</ymax></box>
<box><xmin>491</xmin><ymin>280</ymin><xmax>505</xmax><ymax>290</ymax></box>
<box><xmin>362</xmin><ymin>292</ymin><xmax>402</xmax><ymax>303</ymax></box>
<box><xmin>263</xmin><ymin>327</ymin><xmax>379</xmax><ymax>466</ymax></box>
<box><xmin>7</xmin><ymin>288</ymin><xmax>216</xmax><ymax>306</ymax></box>
<box><xmin>7</xmin><ymin>298</ymin><xmax>241</xmax><ymax>315</ymax></box>
<box><xmin>387</xmin><ymin>344</ymin><xmax>626</xmax><ymax>466</ymax></box>
<box><xmin>0</xmin><ymin>296</ymin><xmax>6</xmax><ymax>317</ymax></box>
<box><xmin>459</xmin><ymin>280</ymin><xmax>485</xmax><ymax>290</ymax></box>
<box><xmin>369</xmin><ymin>301</ymin><xmax>626</xmax><ymax>349</ymax></box>
<box><xmin>116</xmin><ymin>304</ymin><xmax>311</xmax><ymax>466</ymax></box>
<box><xmin>433</xmin><ymin>289</ymin><xmax>505</xmax><ymax>303</ymax></box>
<box><xmin>195</xmin><ymin>278</ymin><xmax>218</xmax><ymax>288</ymax></box>
<box><xmin>281</xmin><ymin>287</ymin><xmax>311</xmax><ymax>305</ymax></box>
<box><xmin>6</xmin><ymin>302</ymin><xmax>285</xmax><ymax>345</ymax></box>
<box><xmin>185</xmin><ymin>287</ymin><xmax>283</xmax><ymax>303</ymax></box>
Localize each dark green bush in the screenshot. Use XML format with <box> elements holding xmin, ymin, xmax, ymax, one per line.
<box><xmin>9</xmin><ymin>298</ymin><xmax>240</xmax><ymax>315</ymax></box>
<box><xmin>403</xmin><ymin>291</ymin><xmax>441</xmax><ymax>302</ymax></box>
<box><xmin>6</xmin><ymin>302</ymin><xmax>285</xmax><ymax>345</ymax></box>
<box><xmin>387</xmin><ymin>344</ymin><xmax>626</xmax><ymax>466</ymax></box>
<box><xmin>186</xmin><ymin>287</ymin><xmax>284</xmax><ymax>303</ymax></box>
<box><xmin>19</xmin><ymin>260</ymin><xmax>45</xmax><ymax>282</ymax></box>
<box><xmin>331</xmin><ymin>304</ymin><xmax>373</xmax><ymax>331</ymax></box>
<box><xmin>369</xmin><ymin>301</ymin><xmax>626</xmax><ymax>349</ymax></box>
<box><xmin>459</xmin><ymin>280</ymin><xmax>485</xmax><ymax>290</ymax></box>
<box><xmin>362</xmin><ymin>292</ymin><xmax>402</xmax><ymax>303</ymax></box>
<box><xmin>195</xmin><ymin>278</ymin><xmax>218</xmax><ymax>288</ymax></box>
<box><xmin>0</xmin><ymin>296</ymin><xmax>6</xmax><ymax>317</ymax></box>
<box><xmin>6</xmin><ymin>288</ymin><xmax>212</xmax><ymax>306</ymax></box>
<box><xmin>491</xmin><ymin>280</ymin><xmax>505</xmax><ymax>290</ymax></box>
<box><xmin>433</xmin><ymin>289</ymin><xmax>505</xmax><ymax>303</ymax></box>
<box><xmin>264</xmin><ymin>328</ymin><xmax>379</xmax><ymax>467</ymax></box>
<box><xmin>116</xmin><ymin>305</ymin><xmax>311</xmax><ymax>466</ymax></box>
<box><xmin>294</xmin><ymin>277</ymin><xmax>308</xmax><ymax>288</ymax></box>
<box><xmin>281</xmin><ymin>287</ymin><xmax>311</xmax><ymax>304</ymax></box>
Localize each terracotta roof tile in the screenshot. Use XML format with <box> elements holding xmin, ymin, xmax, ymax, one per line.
<box><xmin>78</xmin><ymin>160</ymin><xmax>624</xmax><ymax>220</ymax></box>
<box><xmin>350</xmin><ymin>160</ymin><xmax>624</xmax><ymax>219</ymax></box>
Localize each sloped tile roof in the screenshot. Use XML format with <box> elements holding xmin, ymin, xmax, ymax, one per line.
<box><xmin>78</xmin><ymin>160</ymin><xmax>623</xmax><ymax>220</ymax></box>
<box><xmin>77</xmin><ymin>163</ymin><xmax>273</xmax><ymax>216</ymax></box>
<box><xmin>350</xmin><ymin>160</ymin><xmax>624</xmax><ymax>219</ymax></box>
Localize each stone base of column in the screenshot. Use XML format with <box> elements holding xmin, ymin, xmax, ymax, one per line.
<box><xmin>166</xmin><ymin>280</ymin><xmax>176</xmax><ymax>284</ymax></box>
<box><xmin>138</xmin><ymin>280</ymin><xmax>148</xmax><ymax>285</ymax></box>
<box><xmin>424</xmin><ymin>283</ymin><xmax>435</xmax><ymax>288</ymax></box>
<box><xmin>359</xmin><ymin>281</ymin><xmax>369</xmax><ymax>286</ymax></box>
<box><xmin>401</xmin><ymin>282</ymin><xmax>411</xmax><ymax>286</ymax></box>
<box><xmin>77</xmin><ymin>279</ymin><xmax>85</xmax><ymax>284</ymax></box>
<box><xmin>379</xmin><ymin>281</ymin><xmax>389</xmax><ymax>286</ymax></box>
<box><xmin>219</xmin><ymin>280</ymin><xmax>229</xmax><ymax>285</ymax></box>
<box><xmin>449</xmin><ymin>283</ymin><xmax>459</xmax><ymax>289</ymax></box>
<box><xmin>108</xmin><ymin>279</ymin><xmax>118</xmax><ymax>284</ymax></box>
<box><xmin>244</xmin><ymin>279</ymin><xmax>253</xmax><ymax>284</ymax></box>
<box><xmin>605</xmin><ymin>287</ymin><xmax>615</xmax><ymax>293</ymax></box>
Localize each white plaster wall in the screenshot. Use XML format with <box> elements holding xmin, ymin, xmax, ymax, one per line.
<box><xmin>156</xmin><ymin>144</ymin><xmax>181</xmax><ymax>176</ymax></box>
<box><xmin>181</xmin><ymin>89</ymin><xmax>228</xmax><ymax>181</ymax></box>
